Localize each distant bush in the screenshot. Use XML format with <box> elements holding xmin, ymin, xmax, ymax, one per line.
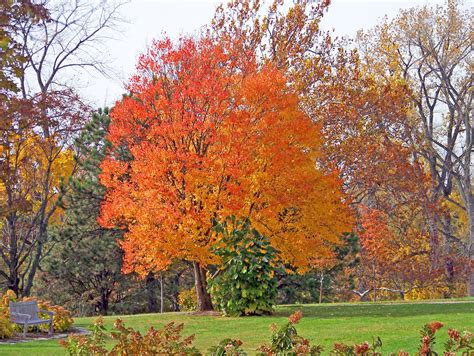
<box><xmin>178</xmin><ymin>287</ymin><xmax>198</xmax><ymax>311</ymax></box>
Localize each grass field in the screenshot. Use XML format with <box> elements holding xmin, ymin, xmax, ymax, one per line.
<box><xmin>0</xmin><ymin>300</ymin><xmax>472</xmax><ymax>355</ymax></box>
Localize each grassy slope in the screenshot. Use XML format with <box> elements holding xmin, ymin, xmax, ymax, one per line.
<box><xmin>0</xmin><ymin>301</ymin><xmax>472</xmax><ymax>355</ymax></box>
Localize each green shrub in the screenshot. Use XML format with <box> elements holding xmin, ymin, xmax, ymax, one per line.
<box><xmin>178</xmin><ymin>288</ymin><xmax>198</xmax><ymax>312</ymax></box>
<box><xmin>208</xmin><ymin>216</ymin><xmax>277</xmax><ymax>316</ymax></box>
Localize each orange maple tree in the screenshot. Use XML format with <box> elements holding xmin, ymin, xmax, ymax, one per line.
<box><xmin>99</xmin><ymin>36</ymin><xmax>352</xmax><ymax>310</ymax></box>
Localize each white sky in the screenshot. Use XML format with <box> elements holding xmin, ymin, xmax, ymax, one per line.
<box><xmin>78</xmin><ymin>0</ymin><xmax>449</xmax><ymax>108</ymax></box>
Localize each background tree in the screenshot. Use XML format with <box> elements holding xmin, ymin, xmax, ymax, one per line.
<box><xmin>41</xmin><ymin>109</ymin><xmax>130</xmax><ymax>315</ymax></box>
<box><xmin>99</xmin><ymin>36</ymin><xmax>352</xmax><ymax>311</ymax></box>
<box><xmin>357</xmin><ymin>0</ymin><xmax>473</xmax><ymax>295</ymax></box>
<box><xmin>0</xmin><ymin>0</ymin><xmax>124</xmax><ymax>297</ymax></box>
<box><xmin>210</xmin><ymin>0</ymin><xmax>454</xmax><ymax>299</ymax></box>
<box><xmin>0</xmin><ymin>0</ymin><xmax>45</xmax><ymax>94</ymax></box>
<box><xmin>276</xmin><ymin>233</ymin><xmax>359</xmax><ymax>304</ymax></box>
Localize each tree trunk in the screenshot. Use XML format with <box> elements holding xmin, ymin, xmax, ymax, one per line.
<box><xmin>160</xmin><ymin>272</ymin><xmax>164</xmax><ymax>313</ymax></box>
<box><xmin>372</xmin><ymin>264</ymin><xmax>377</xmax><ymax>302</ymax></box>
<box><xmin>318</xmin><ymin>271</ymin><xmax>324</xmax><ymax>304</ymax></box>
<box><xmin>145</xmin><ymin>272</ymin><xmax>159</xmax><ymax>313</ymax></box>
<box><xmin>171</xmin><ymin>272</ymin><xmax>181</xmax><ymax>311</ymax></box>
<box><xmin>426</xmin><ymin>209</ymin><xmax>440</xmax><ymax>272</ymax></box>
<box><xmin>193</xmin><ymin>262</ymin><xmax>213</xmax><ymax>311</ymax></box>
<box><xmin>98</xmin><ymin>291</ymin><xmax>109</xmax><ymax>315</ymax></box>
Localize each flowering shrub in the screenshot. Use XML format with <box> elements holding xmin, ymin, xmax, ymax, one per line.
<box><xmin>209</xmin><ymin>338</ymin><xmax>246</xmax><ymax>355</ymax></box>
<box><xmin>22</xmin><ymin>297</ymin><xmax>74</xmax><ymax>332</ymax></box>
<box><xmin>444</xmin><ymin>328</ymin><xmax>473</xmax><ymax>355</ymax></box>
<box><xmin>60</xmin><ymin>317</ymin><xmax>200</xmax><ymax>355</ymax></box>
<box><xmin>59</xmin><ymin>316</ymin><xmax>108</xmax><ymax>355</ymax></box>
<box><xmin>59</xmin><ymin>314</ymin><xmax>473</xmax><ymax>355</ymax></box>
<box><xmin>257</xmin><ymin>310</ymin><xmax>324</xmax><ymax>355</ymax></box>
<box><xmin>331</xmin><ymin>337</ymin><xmax>382</xmax><ymax>355</ymax></box>
<box><xmin>178</xmin><ymin>288</ymin><xmax>198</xmax><ymax>312</ymax></box>
<box><xmin>418</xmin><ymin>321</ymin><xmax>444</xmax><ymax>355</ymax></box>
<box><xmin>331</xmin><ymin>342</ymin><xmax>355</xmax><ymax>355</ymax></box>
<box><xmin>110</xmin><ymin>319</ymin><xmax>199</xmax><ymax>354</ymax></box>
<box><xmin>0</xmin><ymin>291</ymin><xmax>73</xmax><ymax>337</ymax></box>
<box><xmin>0</xmin><ymin>290</ymin><xmax>16</xmax><ymax>339</ymax></box>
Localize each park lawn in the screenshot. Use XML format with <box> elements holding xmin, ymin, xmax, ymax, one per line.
<box><xmin>0</xmin><ymin>300</ymin><xmax>472</xmax><ymax>355</ymax></box>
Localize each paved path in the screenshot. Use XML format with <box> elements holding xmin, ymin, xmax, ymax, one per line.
<box><xmin>0</xmin><ymin>327</ymin><xmax>89</xmax><ymax>344</ymax></box>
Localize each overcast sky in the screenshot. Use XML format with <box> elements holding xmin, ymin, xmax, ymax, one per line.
<box><xmin>78</xmin><ymin>0</ymin><xmax>448</xmax><ymax>108</ymax></box>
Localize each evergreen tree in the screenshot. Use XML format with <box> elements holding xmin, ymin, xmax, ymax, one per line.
<box><xmin>43</xmin><ymin>108</ymin><xmax>129</xmax><ymax>315</ymax></box>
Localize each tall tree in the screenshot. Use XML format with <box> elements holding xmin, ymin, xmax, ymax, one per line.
<box><xmin>44</xmin><ymin>109</ymin><xmax>128</xmax><ymax>315</ymax></box>
<box><xmin>99</xmin><ymin>36</ymin><xmax>353</xmax><ymax>311</ymax></box>
<box><xmin>0</xmin><ymin>0</ymin><xmax>124</xmax><ymax>296</ymax></box>
<box><xmin>223</xmin><ymin>1</ymin><xmax>466</xmax><ymax>298</ymax></box>
<box><xmin>358</xmin><ymin>0</ymin><xmax>473</xmax><ymax>295</ymax></box>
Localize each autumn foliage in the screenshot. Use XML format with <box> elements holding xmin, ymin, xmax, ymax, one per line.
<box><xmin>99</xmin><ymin>36</ymin><xmax>352</xmax><ymax>300</ymax></box>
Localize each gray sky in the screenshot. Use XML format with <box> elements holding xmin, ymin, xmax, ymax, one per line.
<box><xmin>78</xmin><ymin>0</ymin><xmax>447</xmax><ymax>108</ymax></box>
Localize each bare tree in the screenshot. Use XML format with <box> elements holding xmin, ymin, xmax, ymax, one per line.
<box><xmin>359</xmin><ymin>0</ymin><xmax>473</xmax><ymax>294</ymax></box>
<box><xmin>0</xmin><ymin>0</ymin><xmax>125</xmax><ymax>296</ymax></box>
<box><xmin>19</xmin><ymin>0</ymin><xmax>125</xmax><ymax>96</ymax></box>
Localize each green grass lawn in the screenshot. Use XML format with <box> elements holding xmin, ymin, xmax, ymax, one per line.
<box><xmin>1</xmin><ymin>300</ymin><xmax>472</xmax><ymax>355</ymax></box>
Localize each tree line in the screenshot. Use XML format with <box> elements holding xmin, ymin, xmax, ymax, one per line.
<box><xmin>0</xmin><ymin>0</ymin><xmax>472</xmax><ymax>315</ymax></box>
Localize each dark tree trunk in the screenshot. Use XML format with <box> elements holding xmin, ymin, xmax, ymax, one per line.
<box><xmin>145</xmin><ymin>272</ymin><xmax>159</xmax><ymax>313</ymax></box>
<box><xmin>193</xmin><ymin>262</ymin><xmax>213</xmax><ymax>311</ymax></box>
<box><xmin>8</xmin><ymin>278</ymin><xmax>19</xmax><ymax>297</ymax></box>
<box><xmin>160</xmin><ymin>272</ymin><xmax>164</xmax><ymax>313</ymax></box>
<box><xmin>97</xmin><ymin>291</ymin><xmax>109</xmax><ymax>315</ymax></box>
<box><xmin>170</xmin><ymin>272</ymin><xmax>181</xmax><ymax>311</ymax></box>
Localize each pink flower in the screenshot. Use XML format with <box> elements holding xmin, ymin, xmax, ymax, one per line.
<box><xmin>427</xmin><ymin>321</ymin><xmax>443</xmax><ymax>333</ymax></box>
<box><xmin>288</xmin><ymin>310</ymin><xmax>303</xmax><ymax>324</ymax></box>
<box><xmin>269</xmin><ymin>323</ymin><xmax>278</xmax><ymax>333</ymax></box>
<box><xmin>355</xmin><ymin>342</ymin><xmax>369</xmax><ymax>355</ymax></box>
<box><xmin>448</xmin><ymin>328</ymin><xmax>460</xmax><ymax>341</ymax></box>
